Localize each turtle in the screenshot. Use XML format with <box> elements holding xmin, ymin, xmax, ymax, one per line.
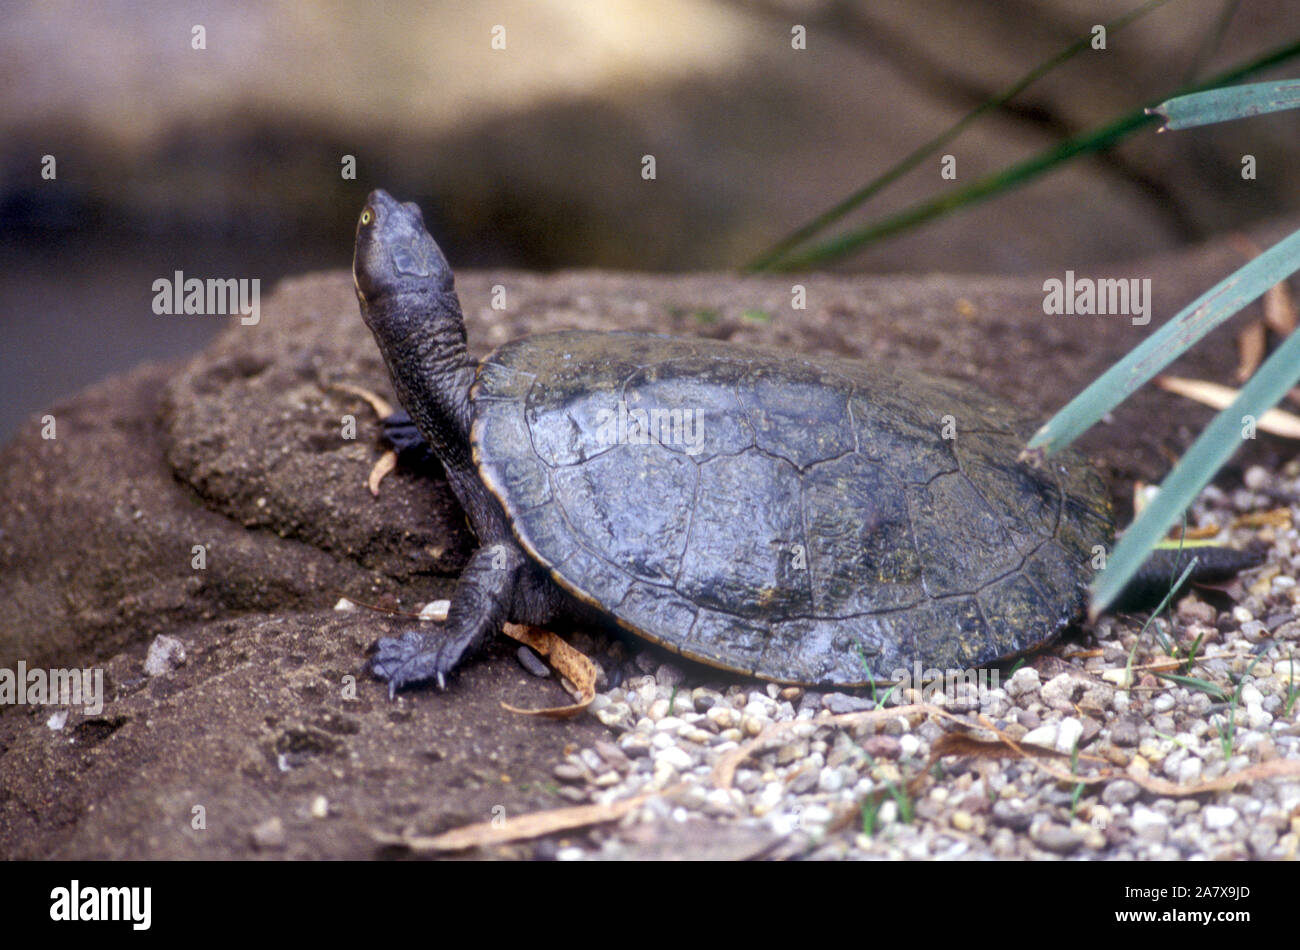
<box><xmin>349</xmin><ymin>189</ymin><xmax>1214</xmax><ymax>694</ymax></box>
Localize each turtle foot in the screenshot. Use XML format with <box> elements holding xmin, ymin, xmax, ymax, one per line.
<box><xmin>369</xmin><ymin>629</ymin><xmax>468</xmax><ymax>697</ymax></box>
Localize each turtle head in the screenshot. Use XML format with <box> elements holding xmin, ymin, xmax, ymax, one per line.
<box><xmin>353</xmin><ymin>190</ymin><xmax>458</xmax><ymax>339</ymax></box>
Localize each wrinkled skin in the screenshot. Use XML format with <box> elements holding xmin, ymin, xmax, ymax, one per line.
<box><xmin>353</xmin><ymin>190</ymin><xmax>568</xmax><ymax>694</ymax></box>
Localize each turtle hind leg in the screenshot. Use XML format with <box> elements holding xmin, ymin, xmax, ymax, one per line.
<box><xmin>369</xmin><ymin>541</ymin><xmax>525</xmax><ymax>696</ymax></box>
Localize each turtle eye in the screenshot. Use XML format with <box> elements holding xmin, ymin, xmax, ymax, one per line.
<box><xmin>360</xmin><ymin>208</ymin><xmax>374</xmax><ymax>226</ymax></box>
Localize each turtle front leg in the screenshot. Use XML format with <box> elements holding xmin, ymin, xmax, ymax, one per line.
<box><xmin>370</xmin><ymin>541</ymin><xmax>525</xmax><ymax>696</ymax></box>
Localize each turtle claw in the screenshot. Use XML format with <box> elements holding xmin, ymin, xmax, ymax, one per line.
<box><xmin>369</xmin><ymin>629</ymin><xmax>469</xmax><ymax>696</ymax></box>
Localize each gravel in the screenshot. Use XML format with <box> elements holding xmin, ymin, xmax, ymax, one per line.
<box><xmin>539</xmin><ymin>462</ymin><xmax>1300</xmax><ymax>860</ymax></box>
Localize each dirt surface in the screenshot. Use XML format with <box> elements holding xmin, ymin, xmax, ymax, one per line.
<box><xmin>1</xmin><ymin>229</ymin><xmax>1294</xmax><ymax>859</ymax></box>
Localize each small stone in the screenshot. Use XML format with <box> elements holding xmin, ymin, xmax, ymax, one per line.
<box><xmin>595</xmin><ymin>705</ymin><xmax>631</xmax><ymax>730</ymax></box>
<box><xmin>1241</xmin><ymin>620</ymin><xmax>1268</xmax><ymax>643</ymax></box>
<box><xmin>656</xmin><ymin>663</ymin><xmax>686</xmax><ymax>688</ymax></box>
<box><xmin>775</xmin><ymin>741</ymin><xmax>809</xmax><ymax>766</ymax></box>
<box><xmin>741</xmin><ymin>715</ymin><xmax>764</xmax><ymax>737</ymax></box>
<box><xmin>704</xmin><ymin>788</ymin><xmax>738</xmax><ymax>816</ymax></box>
<box><xmin>1056</xmin><ymin>717</ymin><xmax>1084</xmax><ymax>754</ymax></box>
<box><xmin>1041</xmin><ymin>673</ymin><xmax>1079</xmax><ymax>712</ymax></box>
<box><xmin>516</xmin><ymin>646</ymin><xmax>550</xmax><ymax>677</ymax></box>
<box><xmin>1005</xmin><ymin>667</ymin><xmax>1041</xmax><ymax>700</ymax></box>
<box><xmin>594</xmin><ymin>741</ymin><xmax>631</xmax><ymax>772</ymax></box>
<box><xmin>1177</xmin><ymin>757</ymin><xmax>1203</xmax><ymax>785</ymax></box>
<box><xmin>1102</xmin><ymin>779</ymin><xmax>1140</xmax><ymax>805</ymax></box>
<box><xmin>1244</xmin><ymin>465</ymin><xmax>1270</xmax><ymax>490</ymax></box>
<box><xmin>691</xmin><ymin>687</ymin><xmax>723</xmax><ymax>712</ymax></box>
<box><xmin>951</xmin><ymin>810</ymin><xmax>974</xmax><ymax>832</ymax></box>
<box><xmin>817</xmin><ymin>767</ymin><xmax>844</xmax><ymax>793</ymax></box>
<box><xmin>1203</xmin><ymin>806</ymin><xmax>1238</xmax><ymax>831</ymax></box>
<box><xmin>1130</xmin><ymin>807</ymin><xmax>1169</xmax><ymax>841</ymax></box>
<box><xmin>1177</xmin><ymin>598</ymin><xmax>1217</xmax><ymax>625</ymax></box>
<box><xmin>991</xmin><ymin>799</ymin><xmax>1032</xmax><ymax>832</ymax></box>
<box><xmin>654</xmin><ymin>716</ymin><xmax>687</xmax><ymax>733</ymax></box>
<box><xmin>144</xmin><ymin>635</ymin><xmax>187</xmax><ymax>677</ymax></box>
<box><xmin>553</xmin><ymin>762</ymin><xmax>587</xmax><ymax>783</ymax></box>
<box><xmin>1248</xmin><ymin>824</ymin><xmax>1278</xmax><ymax>857</ymax></box>
<box><xmin>1111</xmin><ymin>716</ymin><xmax>1141</xmax><ymax>747</ymax></box>
<box><xmin>309</xmin><ymin>795</ymin><xmax>328</xmax><ymax>819</ymax></box>
<box><xmin>618</xmin><ymin>734</ymin><xmax>652</xmax><ymax>758</ymax></box>
<box><xmin>861</xmin><ymin>735</ymin><xmax>901</xmax><ymax>759</ymax></box>
<box><xmin>706</xmin><ymin>705</ymin><xmax>738</xmax><ymax>730</ymax></box>
<box><xmin>898</xmin><ymin>733</ymin><xmax>921</xmax><ymax>758</ymax></box>
<box><xmin>822</xmin><ymin>692</ymin><xmax>874</xmax><ymax>714</ymax></box>
<box><xmin>1032</xmin><ymin>823</ymin><xmax>1083</xmax><ymax>855</ymax></box>
<box><xmin>251</xmin><ymin>817</ymin><xmax>286</xmax><ymax>850</ymax></box>
<box><xmin>417</xmin><ymin>600</ymin><xmax>450</xmax><ymax>621</ymax></box>
<box><xmin>787</xmin><ymin>766</ymin><xmax>820</xmax><ymax>795</ymax></box>
<box><xmin>1150</xmin><ymin>692</ymin><xmax>1175</xmax><ymax>713</ymax></box>
<box><xmin>1021</xmin><ymin>724</ymin><xmax>1059</xmax><ymax>750</ymax></box>
<box><xmin>655</xmin><ymin>746</ymin><xmax>694</xmax><ymax>772</ymax></box>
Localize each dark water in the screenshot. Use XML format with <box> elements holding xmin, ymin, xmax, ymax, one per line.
<box><xmin>0</xmin><ymin>233</ymin><xmax>344</xmax><ymax>444</ymax></box>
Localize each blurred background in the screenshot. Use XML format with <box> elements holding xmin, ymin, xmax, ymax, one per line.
<box><xmin>2</xmin><ymin>0</ymin><xmax>1299</xmax><ymax>441</ymax></box>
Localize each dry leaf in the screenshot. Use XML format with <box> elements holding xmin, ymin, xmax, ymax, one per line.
<box><xmin>1156</xmin><ymin>375</ymin><xmax>1300</xmax><ymax>439</ymax></box>
<box><xmin>332</xmin><ymin>383</ymin><xmax>401</xmax><ymax>492</ymax></box>
<box><xmin>366</xmin><ymin>451</ymin><xmax>398</xmax><ymax>496</ymax></box>
<box><xmin>372</xmin><ymin>786</ymin><xmax>678</xmax><ymax>853</ymax></box>
<box><xmin>1263</xmin><ymin>278</ymin><xmax>1298</xmax><ymax>337</ymax></box>
<box><xmin>331</xmin><ymin>382</ymin><xmax>394</xmax><ymax>418</ymax></box>
<box><xmin>499</xmin><ymin>623</ymin><xmax>597</xmax><ymax>718</ymax></box>
<box><xmin>1237</xmin><ymin>320</ymin><xmax>1267</xmax><ymax>383</ymax></box>
<box><xmin>1236</xmin><ymin>508</ymin><xmax>1293</xmax><ymax>529</ymax></box>
<box><xmin>1127</xmin><ymin>758</ymin><xmax>1300</xmax><ymax>797</ymax></box>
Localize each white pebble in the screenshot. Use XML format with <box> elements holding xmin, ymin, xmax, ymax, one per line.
<box><xmin>1022</xmin><ymin>724</ymin><xmax>1059</xmax><ymax>750</ymax></box>
<box><xmin>1130</xmin><ymin>807</ymin><xmax>1169</xmax><ymax>841</ymax></box>
<box><xmin>1203</xmin><ymin>806</ymin><xmax>1238</xmax><ymax>830</ymax></box>
<box><xmin>1056</xmin><ymin>717</ymin><xmax>1084</xmax><ymax>754</ymax></box>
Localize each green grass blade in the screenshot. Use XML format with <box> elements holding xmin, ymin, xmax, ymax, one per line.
<box><xmin>1027</xmin><ymin>226</ymin><xmax>1300</xmax><ymax>455</ymax></box>
<box><xmin>1090</xmin><ymin>324</ymin><xmax>1300</xmax><ymax>614</ymax></box>
<box><xmin>744</xmin><ymin>0</ymin><xmax>1180</xmax><ymax>273</ymax></box>
<box><xmin>1151</xmin><ymin>79</ymin><xmax>1300</xmax><ymax>129</ymax></box>
<box><xmin>762</xmin><ymin>35</ymin><xmax>1300</xmax><ymax>272</ymax></box>
<box><xmin>1154</xmin><ymin>672</ymin><xmax>1229</xmax><ymax>702</ymax></box>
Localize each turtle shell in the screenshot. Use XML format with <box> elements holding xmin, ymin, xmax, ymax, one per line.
<box><xmin>469</xmin><ymin>331</ymin><xmax>1112</xmax><ymax>686</ymax></box>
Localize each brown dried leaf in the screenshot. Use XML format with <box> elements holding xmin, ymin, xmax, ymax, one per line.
<box><xmin>372</xmin><ymin>787</ymin><xmax>675</xmax><ymax>853</ymax></box>
<box><xmin>1237</xmin><ymin>320</ymin><xmax>1267</xmax><ymax>382</ymax></box>
<box><xmin>1263</xmin><ymin>278</ymin><xmax>1298</xmax><ymax>336</ymax></box>
<box><xmin>331</xmin><ymin>382</ymin><xmax>395</xmax><ymax>419</ymax></box>
<box><xmin>366</xmin><ymin>451</ymin><xmax>398</xmax><ymax>496</ymax></box>
<box><xmin>499</xmin><ymin>623</ymin><xmax>597</xmax><ymax>718</ymax></box>
<box><xmin>1127</xmin><ymin>757</ymin><xmax>1300</xmax><ymax>796</ymax></box>
<box><xmin>1236</xmin><ymin>508</ymin><xmax>1294</xmax><ymax>529</ymax></box>
<box><xmin>1156</xmin><ymin>375</ymin><xmax>1300</xmax><ymax>439</ymax></box>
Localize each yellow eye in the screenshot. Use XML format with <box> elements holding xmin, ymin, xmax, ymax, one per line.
<box><xmin>360</xmin><ymin>209</ymin><xmax>373</xmax><ymax>225</ymax></box>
